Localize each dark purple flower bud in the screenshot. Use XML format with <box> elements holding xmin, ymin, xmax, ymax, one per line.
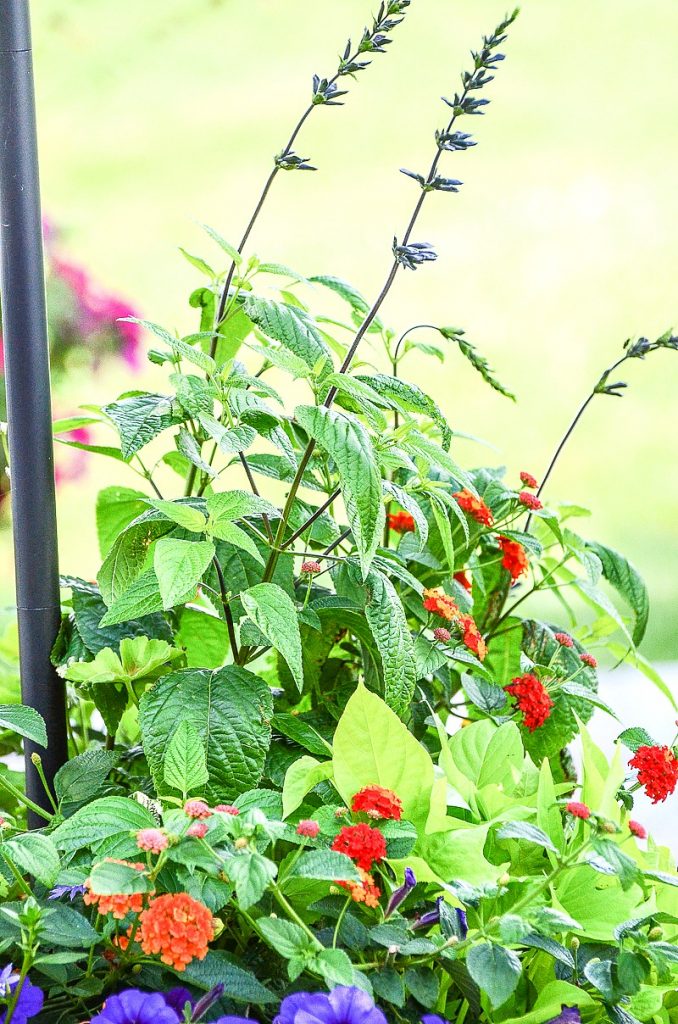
<box><xmin>455</xmin><ymin>907</ymin><xmax>468</xmax><ymax>939</ymax></box>
<box><xmin>385</xmin><ymin>867</ymin><xmax>416</xmax><ymax>917</ymax></box>
<box><xmin>412</xmin><ymin>896</ymin><xmax>442</xmax><ymax>930</ymax></box>
<box><xmin>191</xmin><ymin>984</ymin><xmax>224</xmax><ymax>1021</ymax></box>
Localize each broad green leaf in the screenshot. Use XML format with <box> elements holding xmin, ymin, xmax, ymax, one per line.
<box><xmin>295</xmin><ymin>405</ymin><xmax>383</xmax><ymax>578</ymax></box>
<box><xmin>0</xmin><ymin>705</ymin><xmax>47</xmax><ymax>747</ymax></box>
<box><xmin>466</xmin><ymin>942</ymin><xmax>521</xmax><ymax>1008</ymax></box>
<box><xmin>496</xmin><ymin>821</ymin><xmax>557</xmax><ymax>852</ymax></box>
<box><xmin>54</xmin><ymin>749</ymin><xmax>117</xmax><ymax>808</ymax></box>
<box><xmin>139</xmin><ymin>666</ymin><xmax>272</xmax><ymax>802</ymax></box>
<box><xmin>176</xmin><ymin>427</ymin><xmax>218</xmax><ymax>479</ymax></box>
<box><xmin>148</xmin><ymin>499</ymin><xmax>207</xmax><ymax>533</ymax></box>
<box><xmin>289</xmin><ymin>850</ymin><xmax>361</xmax><ymax>883</ymax></box>
<box><xmin>208</xmin><ymin>521</ymin><xmax>263</xmax><ymax>564</ymax></box>
<box><xmin>98</xmin><ymin>569</ymin><xmax>164</xmax><ymax>626</ymax></box>
<box><xmin>240</xmin><ymin>583</ymin><xmax>303</xmax><ymax>691</ymax></box>
<box><xmin>199</xmin><ymin>415</ymin><xmax>256</xmax><ymax>455</ymax></box>
<box><xmin>333</xmin><ymin>684</ymin><xmax>434</xmax><ymax>829</ymax></box>
<box><xmin>282</xmin><ymin>756</ymin><xmax>334</xmax><ymax>818</ymax></box>
<box><xmin>178</xmin><ymin>247</ymin><xmax>216</xmax><ymax>279</ymax></box>
<box><xmin>500</xmin><ymin>982</ymin><xmax>593</xmax><ymax>1024</ymax></box>
<box><xmin>103</xmin><ymin>392</ymin><xmax>175</xmax><ymax>458</ymax></box>
<box><xmin>257</xmin><ymin>917</ymin><xmax>313</xmax><ymax>959</ymax></box>
<box><xmin>1</xmin><ymin>833</ymin><xmax>60</xmax><ymax>886</ymax></box>
<box><xmin>51</xmin><ymin>797</ymin><xmax>157</xmax><ymax>852</ymax></box>
<box><xmin>89</xmin><ymin>858</ymin><xmax>150</xmax><ymax>895</ymax></box>
<box><xmin>164</xmin><ymin>719</ymin><xmax>209</xmax><ymax>796</ymax></box>
<box><xmin>361</xmin><ymin>566</ymin><xmax>416</xmax><ymax>717</ymax></box>
<box><xmin>383</xmin><ymin>482</ymin><xmax>428</xmax><ymax>550</ymax></box>
<box><xmin>356</xmin><ymin>374</ymin><xmax>451</xmax><ymax>448</ymax></box>
<box><xmin>180</xmin><ymin>950</ymin><xmax>277</xmax><ymax>1002</ymax></box>
<box><xmin>443</xmin><ymin>721</ymin><xmax>523</xmax><ymax>804</ymax></box>
<box><xmin>243</xmin><ymin>296</ymin><xmax>332</xmax><ymax>377</ymax></box>
<box><xmin>95</xmin><ymin>486</ymin><xmax>148</xmax><ymax>558</ymax></box>
<box><xmin>175</xmin><ymin>607</ymin><xmax>231</xmax><ymax>668</ymax></box>
<box><xmin>98</xmin><ymin>508</ymin><xmax>174</xmax><ymax>604</ymax></box>
<box><xmin>206</xmin><ymin>490</ymin><xmax>279</xmax><ymax>527</ymax></box>
<box><xmin>154</xmin><ymin>538</ymin><xmax>215</xmax><ymax>609</ymax></box>
<box><xmin>309</xmin><ymin>274</ymin><xmax>382</xmax><ymax>333</ymax></box>
<box><xmin>228</xmin><ymin>850</ymin><xmax>277</xmax><ymax>910</ymax></box>
<box><xmin>585</xmin><ymin>541</ymin><xmax>649</xmax><ymax>646</ymax></box>
<box><xmin>404</xmin><ymin>429</ymin><xmax>470</xmax><ymax>486</ymax></box>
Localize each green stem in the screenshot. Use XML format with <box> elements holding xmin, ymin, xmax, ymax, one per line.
<box><xmin>333</xmin><ymin>895</ymin><xmax>352</xmax><ymax>949</ymax></box>
<box><xmin>0</xmin><ymin>776</ymin><xmax>53</xmax><ymax>822</ymax></box>
<box><xmin>272</xmin><ymin>883</ymin><xmax>323</xmax><ymax>950</ymax></box>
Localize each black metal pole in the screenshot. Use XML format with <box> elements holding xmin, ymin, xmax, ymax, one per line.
<box><xmin>0</xmin><ymin>0</ymin><xmax>67</xmax><ymax>823</ymax></box>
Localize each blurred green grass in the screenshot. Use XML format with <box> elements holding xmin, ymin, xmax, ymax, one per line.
<box><xmin>2</xmin><ymin>0</ymin><xmax>677</xmax><ymax>656</ymax></box>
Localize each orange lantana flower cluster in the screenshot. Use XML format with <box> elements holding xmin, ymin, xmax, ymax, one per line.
<box><xmin>422</xmin><ymin>587</ymin><xmax>487</xmax><ymax>660</ymax></box>
<box><xmin>138</xmin><ymin>892</ymin><xmax>214</xmax><ymax>971</ymax></box>
<box><xmin>339</xmin><ymin>868</ymin><xmax>381</xmax><ymax>908</ymax></box>
<box><xmin>453</xmin><ymin>489</ymin><xmax>494</xmax><ymax>527</ymax></box>
<box><xmin>83</xmin><ymin>860</ymin><xmax>147</xmax><ymax>920</ymax></box>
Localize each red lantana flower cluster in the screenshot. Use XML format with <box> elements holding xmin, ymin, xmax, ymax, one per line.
<box><xmin>580</xmin><ymin>652</ymin><xmax>597</xmax><ymax>668</ymax></box>
<box><xmin>339</xmin><ymin>868</ymin><xmax>381</xmax><ymax>908</ymax></box>
<box><xmin>565</xmin><ymin>801</ymin><xmax>591</xmax><ymax>820</ymax></box>
<box><xmin>505</xmin><ymin>674</ymin><xmax>554</xmax><ymax>732</ymax></box>
<box><xmin>423</xmin><ymin>586</ymin><xmax>459</xmax><ymax>621</ymax></box>
<box><xmin>331</xmin><ymin>822</ymin><xmax>387</xmax><ymax>872</ymax></box>
<box><xmin>497</xmin><ymin>536</ymin><xmax>529</xmax><ymax>581</ymax></box>
<box><xmin>453</xmin><ymin>489</ymin><xmax>494</xmax><ymax>527</ymax></box>
<box><xmin>457</xmin><ymin>613</ymin><xmax>487</xmax><ymax>661</ymax></box>
<box><xmin>351</xmin><ymin>785</ymin><xmax>403</xmax><ymax>821</ymax></box>
<box><xmin>387</xmin><ymin>510</ymin><xmax>416</xmax><ymax>535</ymax></box>
<box><xmin>554</xmin><ymin>632</ymin><xmax>574</xmax><ymax>648</ymax></box>
<box><xmin>453</xmin><ymin>570</ymin><xmax>472</xmax><ymax>592</ymax></box>
<box><xmin>629</xmin><ymin>744</ymin><xmax>678</xmax><ymax>803</ymax></box>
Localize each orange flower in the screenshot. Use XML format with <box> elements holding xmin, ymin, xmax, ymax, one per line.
<box><xmin>497</xmin><ymin>536</ymin><xmax>529</xmax><ymax>581</ymax></box>
<box><xmin>339</xmin><ymin>868</ymin><xmax>381</xmax><ymax>908</ymax></box>
<box><xmin>453</xmin><ymin>489</ymin><xmax>494</xmax><ymax>527</ymax></box>
<box><xmin>423</xmin><ymin>587</ymin><xmax>459</xmax><ymax>621</ymax></box>
<box><xmin>138</xmin><ymin>892</ymin><xmax>214</xmax><ymax>971</ymax></box>
<box><xmin>457</xmin><ymin>613</ymin><xmax>487</xmax><ymax>661</ymax></box>
<box><xmin>83</xmin><ymin>860</ymin><xmax>147</xmax><ymax>920</ymax></box>
<box><xmin>387</xmin><ymin>510</ymin><xmax>416</xmax><ymax>535</ymax></box>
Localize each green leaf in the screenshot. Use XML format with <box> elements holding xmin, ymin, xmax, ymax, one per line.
<box><xmin>178</xmin><ymin>247</ymin><xmax>216</xmax><ymax>279</ymax></box>
<box><xmin>182</xmin><ymin>950</ymin><xmax>277</xmax><ymax>1002</ymax></box>
<box><xmin>199</xmin><ymin>415</ymin><xmax>256</xmax><ymax>456</ymax></box>
<box><xmin>98</xmin><ymin>569</ymin><xmax>164</xmax><ymax>626</ymax></box>
<box><xmin>139</xmin><ymin>666</ymin><xmax>273</xmax><ymax>802</ymax></box>
<box><xmin>443</xmin><ymin>720</ymin><xmax>523</xmax><ymax>804</ymax></box>
<box><xmin>51</xmin><ymin>797</ymin><xmax>157</xmax><ymax>852</ymax></box>
<box><xmin>383</xmin><ymin>482</ymin><xmax>428</xmax><ymax>550</ymax></box>
<box><xmin>272</xmin><ymin>714</ymin><xmax>332</xmax><ymax>758</ymax></box>
<box><xmin>309</xmin><ymin>274</ymin><xmax>382</xmax><ymax>333</ymax></box>
<box><xmin>176</xmin><ymin>427</ymin><xmax>218</xmax><ymax>479</ymax></box>
<box><xmin>282</xmin><ymin>756</ymin><xmax>334</xmax><ymax>818</ymax></box>
<box><xmin>617</xmin><ymin>727</ymin><xmax>656</xmax><ymax>752</ymax></box>
<box><xmin>54</xmin><ymin>749</ymin><xmax>117</xmax><ymax>808</ymax></box>
<box><xmin>1</xmin><ymin>833</ymin><xmax>60</xmax><ymax>886</ymax></box>
<box><xmin>103</xmin><ymin>392</ymin><xmax>175</xmax><ymax>458</ymax></box>
<box><xmin>257</xmin><ymin>917</ymin><xmax>313</xmax><ymax>959</ymax></box>
<box><xmin>295</xmin><ymin>405</ymin><xmax>384</xmax><ymax>578</ymax></box>
<box><xmin>356</xmin><ymin>374</ymin><xmax>451</xmax><ymax>448</ymax></box>
<box><xmin>404</xmin><ymin>967</ymin><xmax>439</xmax><ymax>1009</ymax></box>
<box><xmin>497</xmin><ymin>821</ymin><xmax>557</xmax><ymax>852</ymax></box>
<box><xmin>164</xmin><ymin>720</ymin><xmax>210</xmax><ymax>796</ymax></box>
<box><xmin>208</xmin><ymin>521</ymin><xmax>264</xmax><ymax>564</ymax></box>
<box><xmin>98</xmin><ymin>508</ymin><xmax>175</xmax><ymax>604</ymax></box>
<box><xmin>361</xmin><ymin>566</ymin><xmax>416</xmax><ymax>717</ymax></box>
<box><xmin>585</xmin><ymin>541</ymin><xmax>649</xmax><ymax>645</ymax></box>
<box><xmin>333</xmin><ymin>684</ymin><xmax>434</xmax><ymax>829</ymax></box>
<box><xmin>315</xmin><ymin>947</ymin><xmax>354</xmax><ymax>986</ymax></box>
<box><xmin>206</xmin><ymin>490</ymin><xmax>279</xmax><ymax>525</ymax></box>
<box><xmin>243</xmin><ymin>296</ymin><xmax>332</xmax><ymax>377</ymax></box>
<box><xmin>240</xmin><ymin>583</ymin><xmax>303</xmax><ymax>691</ymax></box>
<box><xmin>175</xmin><ymin>607</ymin><xmax>231</xmax><ymax>668</ymax></box>
<box><xmin>0</xmin><ymin>705</ymin><xmax>47</xmax><ymax>747</ymax></box>
<box><xmin>96</xmin><ymin>486</ymin><xmax>149</xmax><ymax>558</ymax></box>
<box><xmin>228</xmin><ymin>850</ymin><xmax>277</xmax><ymax>910</ymax></box>
<box><xmin>466</xmin><ymin>942</ymin><xmax>521</xmax><ymax>1008</ymax></box>
<box><xmin>88</xmin><ymin>858</ymin><xmax>150</xmax><ymax>896</ymax></box>
<box><xmin>289</xmin><ymin>850</ymin><xmax>361</xmax><ymax>883</ymax></box>
<box><xmin>154</xmin><ymin>538</ymin><xmax>215</xmax><ymax>609</ymax></box>
<box><xmin>200</xmin><ymin>223</ymin><xmax>242</xmax><ymax>265</ymax></box>
<box><xmin>148</xmin><ymin>499</ymin><xmax>207</xmax><ymax>533</ymax></box>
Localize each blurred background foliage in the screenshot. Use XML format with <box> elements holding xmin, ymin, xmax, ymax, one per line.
<box><xmin>1</xmin><ymin>0</ymin><xmax>676</xmax><ymax>657</ymax></box>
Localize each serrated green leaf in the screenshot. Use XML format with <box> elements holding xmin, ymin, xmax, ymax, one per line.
<box><xmin>1</xmin><ymin>833</ymin><xmax>60</xmax><ymax>886</ymax></box>
<box><xmin>289</xmin><ymin>849</ymin><xmax>361</xmax><ymax>883</ymax></box>
<box><xmin>154</xmin><ymin>538</ymin><xmax>215</xmax><ymax>609</ymax></box>
<box><xmin>497</xmin><ymin>821</ymin><xmax>557</xmax><ymax>852</ymax></box>
<box><xmin>361</xmin><ymin>566</ymin><xmax>416</xmax><ymax>717</ymax></box>
<box><xmin>0</xmin><ymin>704</ymin><xmax>47</xmax><ymax>747</ymax></box>
<box><xmin>98</xmin><ymin>569</ymin><xmax>164</xmax><ymax>626</ymax></box>
<box><xmin>257</xmin><ymin>917</ymin><xmax>313</xmax><ymax>959</ymax></box>
<box><xmin>103</xmin><ymin>392</ymin><xmax>175</xmax><ymax>458</ymax></box>
<box><xmin>51</xmin><ymin>797</ymin><xmax>157</xmax><ymax>852</ymax></box>
<box><xmin>585</xmin><ymin>542</ymin><xmax>649</xmax><ymax>646</ymax></box>
<box><xmin>147</xmin><ymin>499</ymin><xmax>207</xmax><ymax>532</ymax></box>
<box><xmin>164</xmin><ymin>719</ymin><xmax>209</xmax><ymax>796</ymax></box>
<box><xmin>240</xmin><ymin>583</ymin><xmax>303</xmax><ymax>690</ymax></box>
<box><xmin>243</xmin><ymin>296</ymin><xmax>332</xmax><ymax>378</ymax></box>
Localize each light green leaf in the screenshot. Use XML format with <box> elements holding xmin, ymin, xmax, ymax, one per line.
<box><xmin>51</xmin><ymin>797</ymin><xmax>157</xmax><ymax>852</ymax></box>
<box><xmin>206</xmin><ymin>490</ymin><xmax>279</xmax><ymax>527</ymax></box>
<box><xmin>289</xmin><ymin>849</ymin><xmax>361</xmax><ymax>883</ymax></box>
<box><xmin>148</xmin><ymin>499</ymin><xmax>207</xmax><ymax>533</ymax></box>
<box><xmin>228</xmin><ymin>851</ymin><xmax>277</xmax><ymax>910</ymax></box>
<box><xmin>208</xmin><ymin>521</ymin><xmax>264</xmax><ymax>564</ymax></box>
<box><xmin>496</xmin><ymin>821</ymin><xmax>557</xmax><ymax>852</ymax></box>
<box><xmin>282</xmin><ymin>756</ymin><xmax>334</xmax><ymax>818</ymax></box>
<box><xmin>333</xmin><ymin>684</ymin><xmax>434</xmax><ymax>829</ymax></box>
<box><xmin>154</xmin><ymin>538</ymin><xmax>215</xmax><ymax>609</ymax></box>
<box><xmin>103</xmin><ymin>392</ymin><xmax>175</xmax><ymax>459</ymax></box>
<box><xmin>295</xmin><ymin>405</ymin><xmax>383</xmax><ymax>578</ymax></box>
<box><xmin>585</xmin><ymin>541</ymin><xmax>649</xmax><ymax>646</ymax></box>
<box><xmin>96</xmin><ymin>486</ymin><xmax>149</xmax><ymax>558</ymax></box>
<box><xmin>243</xmin><ymin>296</ymin><xmax>332</xmax><ymax>377</ymax></box>
<box><xmin>0</xmin><ymin>705</ymin><xmax>47</xmax><ymax>747</ymax></box>
<box><xmin>257</xmin><ymin>917</ymin><xmax>313</xmax><ymax>959</ymax></box>
<box><xmin>1</xmin><ymin>833</ymin><xmax>60</xmax><ymax>886</ymax></box>
<box><xmin>240</xmin><ymin>583</ymin><xmax>303</xmax><ymax>691</ymax></box>
<box><xmin>98</xmin><ymin>569</ymin><xmax>164</xmax><ymax>626</ymax></box>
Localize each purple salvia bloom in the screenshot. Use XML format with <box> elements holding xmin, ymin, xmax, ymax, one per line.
<box><xmin>385</xmin><ymin>867</ymin><xmax>416</xmax><ymax>917</ymax></box>
<box><xmin>191</xmin><ymin>984</ymin><xmax>225</xmax><ymax>1021</ymax></box>
<box><xmin>455</xmin><ymin>907</ymin><xmax>468</xmax><ymax>939</ymax></box>
<box><xmin>48</xmin><ymin>883</ymin><xmax>86</xmax><ymax>901</ymax></box>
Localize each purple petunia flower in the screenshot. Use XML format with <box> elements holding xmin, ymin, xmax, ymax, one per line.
<box><xmin>275</xmin><ymin>987</ymin><xmax>387</xmax><ymax>1024</ymax></box>
<box><xmin>91</xmin><ymin>989</ymin><xmax>180</xmax><ymax>1024</ymax></box>
<box><xmin>164</xmin><ymin>988</ymin><xmax>193</xmax><ymax>1015</ymax></box>
<box><xmin>385</xmin><ymin>867</ymin><xmax>416</xmax><ymax>918</ymax></box>
<box><xmin>0</xmin><ymin>970</ymin><xmax>44</xmax><ymax>1024</ymax></box>
<box><xmin>547</xmin><ymin>1009</ymin><xmax>581</xmax><ymax>1024</ymax></box>
<box><xmin>422</xmin><ymin>1016</ymin><xmax>450</xmax><ymax>1024</ymax></box>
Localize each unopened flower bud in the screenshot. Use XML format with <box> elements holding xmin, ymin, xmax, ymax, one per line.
<box><xmin>497</xmin><ymin>872</ymin><xmax>510</xmax><ymax>886</ymax></box>
<box><xmin>234</xmin><ymin>836</ymin><xmax>249</xmax><ymax>850</ymax></box>
<box><xmin>648</xmin><ymin>926</ymin><xmax>664</xmax><ymax>941</ymax></box>
<box><xmin>446</xmin><ymin>935</ymin><xmax>460</xmax><ymax>946</ymax></box>
<box><xmin>570</xmin><ymin>936</ymin><xmax>580</xmax><ymax>951</ymax></box>
<box><xmin>30</xmin><ymin>752</ymin><xmax>42</xmax><ymax>766</ymax></box>
<box><xmin>599</xmin><ymin>820</ymin><xmax>618</xmax><ymax>834</ymax></box>
<box><xmin>132</xmin><ymin>963</ymin><xmax>142</xmax><ymax>974</ymax></box>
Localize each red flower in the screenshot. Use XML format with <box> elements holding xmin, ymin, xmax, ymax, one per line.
<box><xmin>296</xmin><ymin>819</ymin><xmax>320</xmax><ymax>838</ymax></box>
<box><xmin>214</xmin><ymin>804</ymin><xmax>239</xmax><ymax>815</ymax></box>
<box><xmin>139</xmin><ymin>892</ymin><xmax>214</xmax><ymax>971</ymax></box>
<box><xmin>565</xmin><ymin>801</ymin><xmax>591</xmax><ymax>820</ymax></box>
<box><xmin>457</xmin><ymin>613</ymin><xmax>487</xmax><ymax>661</ymax></box>
<box><xmin>423</xmin><ymin>587</ymin><xmax>459</xmax><ymax>621</ymax></box>
<box><xmin>183</xmin><ymin>799</ymin><xmax>211</xmax><ymax>819</ymax></box>
<box><xmin>454</xmin><ymin>570</ymin><xmax>472</xmax><ymax>592</ymax></box>
<box><xmin>629</xmin><ymin>820</ymin><xmax>647</xmax><ymax>839</ymax></box>
<box><xmin>339</xmin><ymin>868</ymin><xmax>381</xmax><ymax>908</ymax></box>
<box><xmin>580</xmin><ymin>652</ymin><xmax>597</xmax><ymax>668</ymax></box>
<box><xmin>497</xmin><ymin>536</ymin><xmax>529</xmax><ymax>581</ymax></box>
<box><xmin>518</xmin><ymin>491</ymin><xmax>542</xmax><ymax>510</ymax></box>
<box><xmin>453</xmin><ymin>489</ymin><xmax>494</xmax><ymax>527</ymax></box>
<box><xmin>331</xmin><ymin>823</ymin><xmax>387</xmax><ymax>872</ymax></box>
<box><xmin>300</xmin><ymin>560</ymin><xmax>322</xmax><ymax>575</ymax></box>
<box><xmin>629</xmin><ymin>745</ymin><xmax>678</xmax><ymax>804</ymax></box>
<box><xmin>352</xmin><ymin>785</ymin><xmax>403</xmax><ymax>821</ymax></box>
<box><xmin>433</xmin><ymin>626</ymin><xmax>451</xmax><ymax>643</ymax></box>
<box><xmin>554</xmin><ymin>632</ymin><xmax>574</xmax><ymax>648</ymax></box>
<box><xmin>388</xmin><ymin>510</ymin><xmax>416</xmax><ymax>535</ymax></box>
<box><xmin>520</xmin><ymin>471</ymin><xmax>538</xmax><ymax>489</ymax></box>
<box><xmin>187</xmin><ymin>821</ymin><xmax>208</xmax><ymax>839</ymax></box>
<box><xmin>505</xmin><ymin>674</ymin><xmax>554</xmax><ymax>732</ymax></box>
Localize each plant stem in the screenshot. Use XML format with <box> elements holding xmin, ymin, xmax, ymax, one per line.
<box><xmin>281</xmin><ymin>488</ymin><xmax>341</xmax><ymax>550</ymax></box>
<box><xmin>0</xmin><ymin>776</ymin><xmax>53</xmax><ymax>822</ymax></box>
<box><xmin>272</xmin><ymin>883</ymin><xmax>324</xmax><ymax>950</ymax></box>
<box><xmin>212</xmin><ymin>556</ymin><xmax>240</xmax><ymax>662</ymax></box>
